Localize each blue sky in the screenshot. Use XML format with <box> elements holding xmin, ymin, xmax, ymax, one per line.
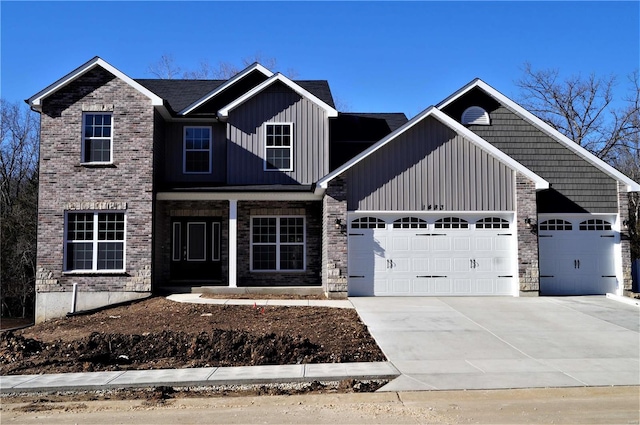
<box><xmin>1</xmin><ymin>1</ymin><xmax>638</xmax><ymax>118</ymax></box>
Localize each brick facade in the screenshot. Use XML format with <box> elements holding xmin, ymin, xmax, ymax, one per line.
<box><xmin>236</xmin><ymin>201</ymin><xmax>322</xmax><ymax>287</ymax></box>
<box><xmin>516</xmin><ymin>173</ymin><xmax>540</xmax><ymax>294</ymax></box>
<box><xmin>322</xmin><ymin>175</ymin><xmax>348</xmax><ymax>298</ymax></box>
<box><xmin>36</xmin><ymin>67</ymin><xmax>154</xmax><ymax>302</ymax></box>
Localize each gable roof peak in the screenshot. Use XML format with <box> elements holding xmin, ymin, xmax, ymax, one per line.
<box><xmin>437</xmin><ymin>78</ymin><xmax>640</xmax><ymax>192</ymax></box>
<box><xmin>26</xmin><ymin>56</ymin><xmax>165</xmax><ymax>112</ymax></box>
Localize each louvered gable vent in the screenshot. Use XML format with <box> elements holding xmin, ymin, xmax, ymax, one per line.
<box><xmin>461</xmin><ymin>106</ymin><xmax>490</xmax><ymax>125</ymax></box>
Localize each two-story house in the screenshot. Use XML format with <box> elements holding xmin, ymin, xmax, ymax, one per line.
<box><xmin>27</xmin><ymin>57</ymin><xmax>638</xmax><ymax>323</ymax></box>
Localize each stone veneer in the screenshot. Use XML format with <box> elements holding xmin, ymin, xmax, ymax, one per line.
<box><xmin>322</xmin><ymin>175</ymin><xmax>348</xmax><ymax>298</ymax></box>
<box><xmin>35</xmin><ymin>67</ymin><xmax>154</xmax><ymax>322</ymax></box>
<box><xmin>516</xmin><ymin>173</ymin><xmax>540</xmax><ymax>294</ymax></box>
<box><xmin>618</xmin><ymin>182</ymin><xmax>633</xmax><ymax>293</ymax></box>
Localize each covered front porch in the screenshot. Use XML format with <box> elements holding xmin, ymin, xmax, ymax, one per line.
<box><xmin>153</xmin><ymin>189</ymin><xmax>323</xmax><ymax>290</ymax></box>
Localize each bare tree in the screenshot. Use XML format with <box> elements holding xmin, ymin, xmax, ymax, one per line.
<box><xmin>149</xmin><ymin>53</ymin><xmax>298</xmax><ymax>80</ymax></box>
<box><xmin>516</xmin><ymin>63</ymin><xmax>640</xmax><ymax>161</ymax></box>
<box><xmin>0</xmin><ymin>99</ymin><xmax>39</xmax><ymax>318</ymax></box>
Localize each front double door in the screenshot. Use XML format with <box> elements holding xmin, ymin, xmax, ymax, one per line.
<box><xmin>171</xmin><ymin>217</ymin><xmax>222</xmax><ymax>281</ymax></box>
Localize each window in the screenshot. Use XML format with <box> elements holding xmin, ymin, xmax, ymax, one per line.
<box><xmin>435</xmin><ymin>217</ymin><xmax>469</xmax><ymax>229</ymax></box>
<box><xmin>539</xmin><ymin>219</ymin><xmax>572</xmax><ymax>231</ymax></box>
<box><xmin>65</xmin><ymin>212</ymin><xmax>125</xmax><ymax>271</ymax></box>
<box><xmin>476</xmin><ymin>217</ymin><xmax>510</xmax><ymax>229</ymax></box>
<box><xmin>184</xmin><ymin>127</ymin><xmax>212</xmax><ymax>174</ymax></box>
<box><xmin>393</xmin><ymin>217</ymin><xmax>427</xmax><ymax>229</ymax></box>
<box><xmin>579</xmin><ymin>219</ymin><xmax>612</xmax><ymax>231</ymax></box>
<box><xmin>351</xmin><ymin>217</ymin><xmax>386</xmax><ymax>229</ymax></box>
<box><xmin>82</xmin><ymin>113</ymin><xmax>112</xmax><ymax>163</ymax></box>
<box><xmin>265</xmin><ymin>123</ymin><xmax>293</xmax><ymax>171</ymax></box>
<box><xmin>251</xmin><ymin>217</ymin><xmax>305</xmax><ymax>271</ymax></box>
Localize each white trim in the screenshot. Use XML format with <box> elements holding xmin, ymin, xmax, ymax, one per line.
<box><xmin>250</xmin><ymin>215</ymin><xmax>306</xmax><ymax>272</ymax></box>
<box><xmin>217</xmin><ymin>73</ymin><xmax>338</xmax><ymax>120</ymax></box>
<box><xmin>183</xmin><ymin>126</ymin><xmax>213</xmax><ymax>174</ymax></box>
<box><xmin>437</xmin><ymin>79</ymin><xmax>640</xmax><ymax>192</ymax></box>
<box><xmin>63</xmin><ymin>210</ymin><xmax>127</xmax><ymax>273</ymax></box>
<box><xmin>317</xmin><ymin>107</ymin><xmax>549</xmax><ymax>192</ymax></box>
<box><xmin>264</xmin><ymin>122</ymin><xmax>294</xmax><ymax>172</ymax></box>
<box><xmin>179</xmin><ymin>63</ymin><xmax>274</xmax><ymax>115</ymax></box>
<box><xmin>27</xmin><ymin>57</ymin><xmax>165</xmax><ymax>113</ymax></box>
<box><xmin>81</xmin><ymin>112</ymin><xmax>113</xmax><ymax>165</ymax></box>
<box><xmin>228</xmin><ymin>200</ymin><xmax>238</xmax><ymax>288</ymax></box>
<box><xmin>157</xmin><ymin>191</ymin><xmax>323</xmax><ymax>201</ymax></box>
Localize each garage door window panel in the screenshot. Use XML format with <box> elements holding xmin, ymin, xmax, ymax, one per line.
<box><xmin>435</xmin><ymin>217</ymin><xmax>469</xmax><ymax>229</ymax></box>
<box><xmin>539</xmin><ymin>219</ymin><xmax>572</xmax><ymax>231</ymax></box>
<box><xmin>351</xmin><ymin>217</ymin><xmax>385</xmax><ymax>229</ymax></box>
<box><xmin>579</xmin><ymin>219</ymin><xmax>612</xmax><ymax>231</ymax></box>
<box><xmin>393</xmin><ymin>217</ymin><xmax>427</xmax><ymax>229</ymax></box>
<box><xmin>476</xmin><ymin>217</ymin><xmax>509</xmax><ymax>229</ymax></box>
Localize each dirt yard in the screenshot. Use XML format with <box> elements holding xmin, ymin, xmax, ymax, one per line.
<box><xmin>0</xmin><ymin>296</ymin><xmax>385</xmax><ymax>376</ymax></box>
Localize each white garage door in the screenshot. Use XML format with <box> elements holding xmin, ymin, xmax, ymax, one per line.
<box><xmin>538</xmin><ymin>215</ymin><xmax>617</xmax><ymax>295</ymax></box>
<box><xmin>348</xmin><ymin>214</ymin><xmax>516</xmax><ymax>296</ymax></box>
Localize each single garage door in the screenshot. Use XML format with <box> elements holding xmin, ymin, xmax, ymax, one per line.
<box><xmin>348</xmin><ymin>214</ymin><xmax>516</xmax><ymax>296</ymax></box>
<box><xmin>538</xmin><ymin>215</ymin><xmax>617</xmax><ymax>295</ymax></box>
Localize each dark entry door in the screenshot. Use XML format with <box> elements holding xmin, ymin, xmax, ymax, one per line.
<box><xmin>171</xmin><ymin>217</ymin><xmax>222</xmax><ymax>281</ymax></box>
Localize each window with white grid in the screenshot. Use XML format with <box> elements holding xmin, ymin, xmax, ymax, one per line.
<box><xmin>65</xmin><ymin>212</ymin><xmax>126</xmax><ymax>272</ymax></box>
<box><xmin>82</xmin><ymin>113</ymin><xmax>112</xmax><ymax>163</ymax></box>
<box><xmin>251</xmin><ymin>216</ymin><xmax>305</xmax><ymax>271</ymax></box>
<box><xmin>265</xmin><ymin>123</ymin><xmax>293</xmax><ymax>171</ymax></box>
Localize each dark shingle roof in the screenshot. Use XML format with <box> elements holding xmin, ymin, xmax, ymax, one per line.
<box><xmin>135</xmin><ymin>78</ymin><xmax>335</xmax><ymax>114</ymax></box>
<box><xmin>330</xmin><ymin>112</ymin><xmax>409</xmax><ymax>169</ymax></box>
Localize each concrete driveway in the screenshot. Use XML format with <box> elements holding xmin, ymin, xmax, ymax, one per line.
<box><xmin>350</xmin><ymin>296</ymin><xmax>640</xmax><ymax>391</ymax></box>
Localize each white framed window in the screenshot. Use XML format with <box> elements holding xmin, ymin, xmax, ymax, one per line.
<box><xmin>264</xmin><ymin>123</ymin><xmax>293</xmax><ymax>171</ymax></box>
<box><xmin>184</xmin><ymin>126</ymin><xmax>212</xmax><ymax>174</ymax></box>
<box><xmin>82</xmin><ymin>113</ymin><xmax>113</xmax><ymax>164</ymax></box>
<box><xmin>351</xmin><ymin>217</ymin><xmax>385</xmax><ymax>229</ymax></box>
<box><xmin>64</xmin><ymin>211</ymin><xmax>126</xmax><ymax>272</ymax></box>
<box><xmin>251</xmin><ymin>216</ymin><xmax>305</xmax><ymax>271</ymax></box>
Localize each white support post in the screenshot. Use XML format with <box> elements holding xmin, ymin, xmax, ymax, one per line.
<box><xmin>229</xmin><ymin>199</ymin><xmax>238</xmax><ymax>288</ymax></box>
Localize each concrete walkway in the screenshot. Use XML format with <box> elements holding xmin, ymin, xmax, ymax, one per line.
<box><xmin>350</xmin><ymin>296</ymin><xmax>640</xmax><ymax>392</ymax></box>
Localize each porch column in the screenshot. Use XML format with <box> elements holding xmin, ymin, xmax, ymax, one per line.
<box><xmin>228</xmin><ymin>199</ymin><xmax>238</xmax><ymax>287</ymax></box>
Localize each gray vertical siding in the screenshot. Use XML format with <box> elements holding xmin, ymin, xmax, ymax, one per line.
<box><xmin>227</xmin><ymin>83</ymin><xmax>329</xmax><ymax>185</ymax></box>
<box><xmin>162</xmin><ymin>121</ymin><xmax>226</xmax><ymax>184</ymax></box>
<box><xmin>347</xmin><ymin>116</ymin><xmax>515</xmax><ymax>211</ymax></box>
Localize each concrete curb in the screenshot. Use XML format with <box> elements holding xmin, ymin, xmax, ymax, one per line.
<box><xmin>0</xmin><ymin>362</ymin><xmax>400</xmax><ymax>394</ymax></box>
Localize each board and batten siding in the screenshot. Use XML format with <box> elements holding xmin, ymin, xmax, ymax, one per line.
<box><xmin>226</xmin><ymin>83</ymin><xmax>329</xmax><ymax>185</ymax></box>
<box><xmin>347</xmin><ymin>116</ymin><xmax>515</xmax><ymax>211</ymax></box>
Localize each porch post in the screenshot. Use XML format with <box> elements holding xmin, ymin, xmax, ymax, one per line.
<box><xmin>228</xmin><ymin>199</ymin><xmax>238</xmax><ymax>287</ymax></box>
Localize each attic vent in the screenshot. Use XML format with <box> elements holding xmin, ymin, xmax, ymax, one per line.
<box><xmin>461</xmin><ymin>106</ymin><xmax>490</xmax><ymax>125</ymax></box>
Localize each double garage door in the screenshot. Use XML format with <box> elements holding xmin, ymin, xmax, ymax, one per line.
<box><xmin>538</xmin><ymin>215</ymin><xmax>617</xmax><ymax>295</ymax></box>
<box><xmin>347</xmin><ymin>213</ymin><xmax>516</xmax><ymax>296</ymax></box>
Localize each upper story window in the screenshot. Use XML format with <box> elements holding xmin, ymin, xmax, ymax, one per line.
<box><xmin>82</xmin><ymin>113</ymin><xmax>112</xmax><ymax>163</ymax></box>
<box><xmin>65</xmin><ymin>211</ymin><xmax>126</xmax><ymax>272</ymax></box>
<box><xmin>265</xmin><ymin>123</ymin><xmax>293</xmax><ymax>171</ymax></box>
<box><xmin>184</xmin><ymin>127</ymin><xmax>212</xmax><ymax>174</ymax></box>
